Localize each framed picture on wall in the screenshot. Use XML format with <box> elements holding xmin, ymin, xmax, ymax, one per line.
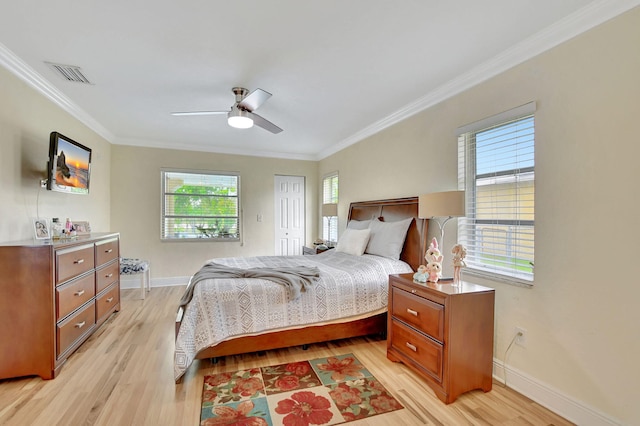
<box><xmin>33</xmin><ymin>218</ymin><xmax>50</xmax><ymax>240</ymax></box>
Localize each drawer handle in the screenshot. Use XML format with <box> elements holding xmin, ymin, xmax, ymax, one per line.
<box><xmin>74</xmin><ymin>290</ymin><xmax>85</xmax><ymax>296</ymax></box>
<box><xmin>406</xmin><ymin>308</ymin><xmax>418</xmax><ymax>317</ymax></box>
<box><xmin>105</xmin><ymin>273</ymin><xmax>113</xmax><ymax>278</ymax></box>
<box><xmin>75</xmin><ymin>321</ymin><xmax>86</xmax><ymax>329</ymax></box>
<box><xmin>405</xmin><ymin>342</ymin><xmax>417</xmax><ymax>352</ymax></box>
<box><xmin>74</xmin><ymin>258</ymin><xmax>85</xmax><ymax>264</ymax></box>
<box><xmin>105</xmin><ymin>249</ymin><xmax>113</xmax><ymax>253</ymax></box>
<box><xmin>106</xmin><ymin>297</ymin><xmax>114</xmax><ymax>303</ymax></box>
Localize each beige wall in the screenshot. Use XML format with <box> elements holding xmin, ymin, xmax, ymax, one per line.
<box><xmin>0</xmin><ymin>67</ymin><xmax>112</xmax><ymax>242</ymax></box>
<box><xmin>320</xmin><ymin>8</ymin><xmax>640</xmax><ymax>424</ymax></box>
<box><xmin>110</xmin><ymin>145</ymin><xmax>317</xmax><ymax>278</ymax></box>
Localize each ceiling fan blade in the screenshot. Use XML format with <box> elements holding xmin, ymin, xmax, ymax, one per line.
<box><xmin>250</xmin><ymin>112</ymin><xmax>283</xmax><ymax>134</ymax></box>
<box><xmin>171</xmin><ymin>110</ymin><xmax>228</xmax><ymax>116</ymax></box>
<box><xmin>239</xmin><ymin>88</ymin><xmax>271</xmax><ymax>112</ymax></box>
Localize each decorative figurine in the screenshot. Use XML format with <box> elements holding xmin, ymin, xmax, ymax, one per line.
<box><xmin>426</xmin><ymin>261</ymin><xmax>442</xmax><ymax>283</ymax></box>
<box><xmin>413</xmin><ymin>265</ymin><xmax>428</xmax><ymax>283</ymax></box>
<box><xmin>451</xmin><ymin>243</ymin><xmax>467</xmax><ymax>287</ymax></box>
<box><xmin>425</xmin><ymin>237</ymin><xmax>443</xmax><ymax>283</ymax></box>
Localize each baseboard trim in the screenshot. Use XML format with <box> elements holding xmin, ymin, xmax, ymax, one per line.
<box><xmin>493</xmin><ymin>359</ymin><xmax>620</xmax><ymax>426</ymax></box>
<box><xmin>120</xmin><ymin>275</ymin><xmax>189</xmax><ymax>290</ymax></box>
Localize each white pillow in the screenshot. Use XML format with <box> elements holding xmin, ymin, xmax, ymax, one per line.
<box><xmin>365</xmin><ymin>217</ymin><xmax>413</xmax><ymax>260</ymax></box>
<box><xmin>347</xmin><ymin>219</ymin><xmax>371</xmax><ymax>230</ymax></box>
<box><xmin>335</xmin><ymin>228</ymin><xmax>371</xmax><ymax>256</ymax></box>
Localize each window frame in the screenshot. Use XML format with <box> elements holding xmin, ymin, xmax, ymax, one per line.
<box><xmin>457</xmin><ymin>103</ymin><xmax>535</xmax><ymax>286</ymax></box>
<box><xmin>160</xmin><ymin>168</ymin><xmax>241</xmax><ymax>242</ymax></box>
<box><xmin>322</xmin><ymin>172</ymin><xmax>339</xmax><ymax>243</ymax></box>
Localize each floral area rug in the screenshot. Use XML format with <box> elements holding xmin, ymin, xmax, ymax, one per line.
<box><xmin>200</xmin><ymin>353</ymin><xmax>403</xmax><ymax>425</ymax></box>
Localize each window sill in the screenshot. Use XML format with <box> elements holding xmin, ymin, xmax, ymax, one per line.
<box><xmin>463</xmin><ymin>268</ymin><xmax>533</xmax><ymax>288</ymax></box>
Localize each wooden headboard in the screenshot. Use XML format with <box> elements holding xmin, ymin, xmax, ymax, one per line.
<box><xmin>348</xmin><ymin>197</ymin><xmax>427</xmax><ymax>271</ymax></box>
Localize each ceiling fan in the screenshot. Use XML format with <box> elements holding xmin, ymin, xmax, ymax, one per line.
<box><xmin>171</xmin><ymin>87</ymin><xmax>283</xmax><ymax>134</ymax></box>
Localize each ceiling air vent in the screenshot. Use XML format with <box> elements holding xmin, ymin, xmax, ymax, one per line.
<box><xmin>45</xmin><ymin>62</ymin><xmax>93</xmax><ymax>84</ymax></box>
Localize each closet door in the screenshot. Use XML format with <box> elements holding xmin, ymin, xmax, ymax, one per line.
<box><xmin>274</xmin><ymin>175</ymin><xmax>305</xmax><ymax>256</ymax></box>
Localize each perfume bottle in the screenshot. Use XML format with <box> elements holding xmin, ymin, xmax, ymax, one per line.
<box><xmin>51</xmin><ymin>218</ymin><xmax>63</xmax><ymax>239</ymax></box>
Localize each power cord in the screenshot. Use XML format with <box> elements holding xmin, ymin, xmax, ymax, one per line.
<box><xmin>502</xmin><ymin>331</ymin><xmax>523</xmax><ymax>388</ymax></box>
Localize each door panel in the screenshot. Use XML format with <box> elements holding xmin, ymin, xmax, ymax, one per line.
<box><xmin>275</xmin><ymin>175</ymin><xmax>305</xmax><ymax>255</ymax></box>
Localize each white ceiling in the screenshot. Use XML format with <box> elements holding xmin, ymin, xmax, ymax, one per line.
<box><xmin>0</xmin><ymin>1</ymin><xmax>636</xmax><ymax>160</ymax></box>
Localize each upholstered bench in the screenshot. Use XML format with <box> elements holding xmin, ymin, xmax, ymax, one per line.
<box><xmin>119</xmin><ymin>258</ymin><xmax>151</xmax><ymax>299</ymax></box>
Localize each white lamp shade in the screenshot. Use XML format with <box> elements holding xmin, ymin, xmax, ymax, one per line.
<box><xmin>228</xmin><ymin>114</ymin><xmax>253</xmax><ymax>129</ymax></box>
<box><xmin>321</xmin><ymin>203</ymin><xmax>338</xmax><ymax>217</ymax></box>
<box><xmin>418</xmin><ymin>191</ymin><xmax>465</xmax><ymax>218</ymax></box>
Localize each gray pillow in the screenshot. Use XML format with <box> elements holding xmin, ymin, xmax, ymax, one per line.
<box><xmin>365</xmin><ymin>217</ymin><xmax>413</xmax><ymax>260</ymax></box>
<box><xmin>346</xmin><ymin>219</ymin><xmax>371</xmax><ymax>230</ymax></box>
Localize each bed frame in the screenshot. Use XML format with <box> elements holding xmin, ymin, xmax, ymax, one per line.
<box><xmin>175</xmin><ymin>196</ymin><xmax>427</xmax><ymax>361</ymax></box>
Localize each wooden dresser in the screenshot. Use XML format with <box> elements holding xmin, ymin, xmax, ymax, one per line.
<box><xmin>387</xmin><ymin>273</ymin><xmax>495</xmax><ymax>404</ymax></box>
<box><xmin>0</xmin><ymin>232</ymin><xmax>120</xmax><ymax>380</ymax></box>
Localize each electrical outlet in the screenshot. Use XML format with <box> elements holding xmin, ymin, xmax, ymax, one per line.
<box><xmin>40</xmin><ymin>179</ymin><xmax>48</xmax><ymax>188</ymax></box>
<box><xmin>515</xmin><ymin>327</ymin><xmax>527</xmax><ymax>347</ymax></box>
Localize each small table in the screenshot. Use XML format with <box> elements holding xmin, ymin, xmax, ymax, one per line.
<box><xmin>303</xmin><ymin>245</ymin><xmax>332</xmax><ymax>255</ymax></box>
<box><xmin>387</xmin><ymin>273</ymin><xmax>495</xmax><ymax>403</ymax></box>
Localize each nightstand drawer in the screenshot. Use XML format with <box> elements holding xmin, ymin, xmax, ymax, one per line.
<box><xmin>392</xmin><ymin>287</ymin><xmax>444</xmax><ymax>342</ymax></box>
<box><xmin>390</xmin><ymin>319</ymin><xmax>443</xmax><ymax>383</ymax></box>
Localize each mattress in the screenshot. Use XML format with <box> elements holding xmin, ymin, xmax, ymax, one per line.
<box><xmin>174</xmin><ymin>250</ymin><xmax>412</xmax><ymax>380</ymax></box>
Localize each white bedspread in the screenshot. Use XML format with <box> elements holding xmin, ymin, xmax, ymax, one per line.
<box><xmin>174</xmin><ymin>251</ymin><xmax>412</xmax><ymax>380</ymax></box>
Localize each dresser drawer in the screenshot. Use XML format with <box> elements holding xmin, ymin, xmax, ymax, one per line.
<box><xmin>95</xmin><ymin>238</ymin><xmax>119</xmax><ymax>267</ymax></box>
<box><xmin>57</xmin><ymin>302</ymin><xmax>95</xmax><ymax>357</ymax></box>
<box><xmin>390</xmin><ymin>319</ymin><xmax>443</xmax><ymax>383</ymax></box>
<box><xmin>392</xmin><ymin>287</ymin><xmax>444</xmax><ymax>342</ymax></box>
<box><xmin>56</xmin><ymin>273</ymin><xmax>96</xmax><ymax>321</ymax></box>
<box><xmin>56</xmin><ymin>244</ymin><xmax>95</xmax><ymax>284</ymax></box>
<box><xmin>96</xmin><ymin>261</ymin><xmax>119</xmax><ymax>293</ymax></box>
<box><xmin>96</xmin><ymin>283</ymin><xmax>120</xmax><ymax>322</ymax></box>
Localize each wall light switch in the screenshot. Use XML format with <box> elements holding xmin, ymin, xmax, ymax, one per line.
<box><xmin>257</xmin><ymin>214</ymin><xmax>263</xmax><ymax>222</ymax></box>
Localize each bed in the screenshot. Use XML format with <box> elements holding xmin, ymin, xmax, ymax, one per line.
<box><xmin>174</xmin><ymin>197</ymin><xmax>427</xmax><ymax>381</ymax></box>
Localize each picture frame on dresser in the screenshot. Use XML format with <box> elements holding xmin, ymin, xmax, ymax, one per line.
<box><xmin>33</xmin><ymin>218</ymin><xmax>50</xmax><ymax>239</ymax></box>
<box><xmin>73</xmin><ymin>221</ymin><xmax>91</xmax><ymax>235</ymax></box>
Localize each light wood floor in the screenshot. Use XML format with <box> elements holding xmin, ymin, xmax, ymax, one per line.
<box><xmin>0</xmin><ymin>286</ymin><xmax>573</xmax><ymax>426</ymax></box>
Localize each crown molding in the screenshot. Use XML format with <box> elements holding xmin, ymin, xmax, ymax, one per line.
<box><xmin>114</xmin><ymin>137</ymin><xmax>317</xmax><ymax>161</ymax></box>
<box><xmin>317</xmin><ymin>0</ymin><xmax>640</xmax><ymax>160</ymax></box>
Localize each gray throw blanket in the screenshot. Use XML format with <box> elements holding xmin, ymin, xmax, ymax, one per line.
<box><xmin>178</xmin><ymin>262</ymin><xmax>321</xmax><ymax>308</ymax></box>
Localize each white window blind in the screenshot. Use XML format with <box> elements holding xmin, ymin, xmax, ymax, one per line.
<box><xmin>161</xmin><ymin>169</ymin><xmax>240</xmax><ymax>241</ymax></box>
<box><xmin>457</xmin><ymin>103</ymin><xmax>535</xmax><ymax>284</ymax></box>
<box><xmin>322</xmin><ymin>173</ymin><xmax>338</xmax><ymax>243</ymax></box>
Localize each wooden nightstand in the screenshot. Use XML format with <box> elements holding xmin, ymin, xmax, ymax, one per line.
<box><xmin>387</xmin><ymin>273</ymin><xmax>495</xmax><ymax>404</ymax></box>
<box><xmin>303</xmin><ymin>246</ymin><xmax>332</xmax><ymax>255</ymax></box>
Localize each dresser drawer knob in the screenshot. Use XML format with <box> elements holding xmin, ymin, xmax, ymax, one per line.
<box><xmin>74</xmin><ymin>290</ymin><xmax>85</xmax><ymax>297</ymax></box>
<box><xmin>405</xmin><ymin>342</ymin><xmax>417</xmax><ymax>352</ymax></box>
<box><xmin>106</xmin><ymin>297</ymin><xmax>114</xmax><ymax>303</ymax></box>
<box><xmin>105</xmin><ymin>273</ymin><xmax>113</xmax><ymax>278</ymax></box>
<box><xmin>75</xmin><ymin>321</ymin><xmax>86</xmax><ymax>329</ymax></box>
<box><xmin>74</xmin><ymin>258</ymin><xmax>85</xmax><ymax>264</ymax></box>
<box><xmin>411</xmin><ymin>289</ymin><xmax>416</xmax><ymax>294</ymax></box>
<box><xmin>105</xmin><ymin>249</ymin><xmax>113</xmax><ymax>253</ymax></box>
<box><xmin>406</xmin><ymin>308</ymin><xmax>418</xmax><ymax>317</ymax></box>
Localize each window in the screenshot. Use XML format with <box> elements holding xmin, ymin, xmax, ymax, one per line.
<box><xmin>457</xmin><ymin>103</ymin><xmax>535</xmax><ymax>284</ymax></box>
<box><xmin>161</xmin><ymin>169</ymin><xmax>240</xmax><ymax>241</ymax></box>
<box><xmin>322</xmin><ymin>172</ymin><xmax>338</xmax><ymax>243</ymax></box>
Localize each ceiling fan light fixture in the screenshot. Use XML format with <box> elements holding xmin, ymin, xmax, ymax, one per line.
<box><xmin>228</xmin><ymin>107</ymin><xmax>253</xmax><ymax>129</ymax></box>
